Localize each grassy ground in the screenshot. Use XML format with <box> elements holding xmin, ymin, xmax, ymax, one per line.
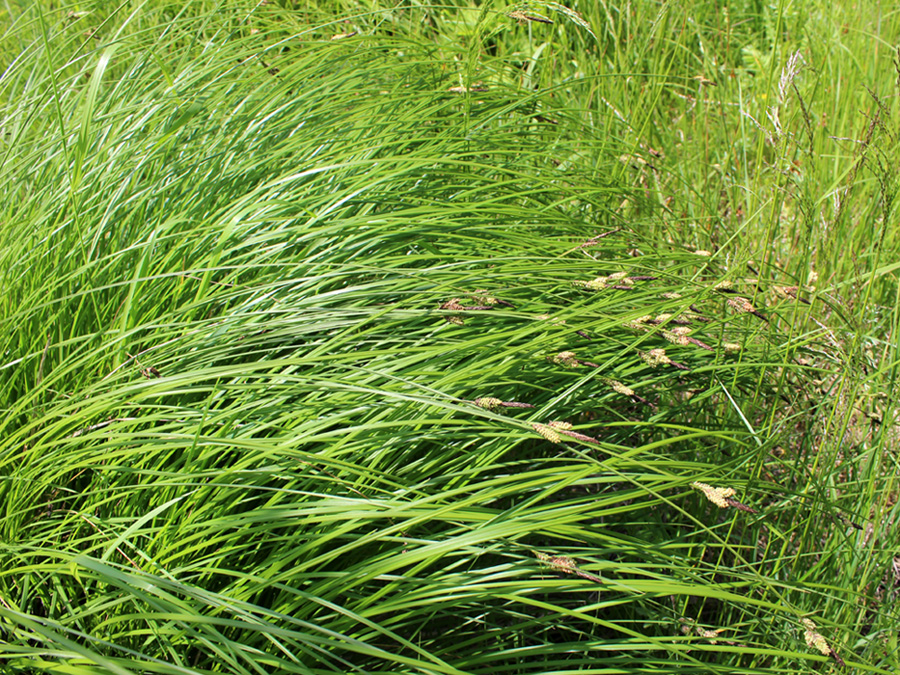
<box><xmin>0</xmin><ymin>0</ymin><xmax>898</xmax><ymax>673</ymax></box>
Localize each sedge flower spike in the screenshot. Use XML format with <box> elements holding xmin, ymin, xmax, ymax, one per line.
<box><xmin>532</xmin><ymin>423</ymin><xmax>561</xmax><ymax>444</ymax></box>
<box><xmin>691</xmin><ymin>482</ymin><xmax>758</xmax><ymax>513</ymax></box>
<box><xmin>474</xmin><ymin>397</ymin><xmax>502</xmax><ymax>410</ymax></box>
<box><xmin>801</xmin><ymin>618</ymin><xmax>845</xmax><ymax>666</ymax></box>
<box><xmin>552</xmin><ymin>351</ymin><xmax>580</xmax><ymax>367</ymax></box>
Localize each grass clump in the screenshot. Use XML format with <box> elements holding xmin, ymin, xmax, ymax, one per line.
<box><xmin>0</xmin><ymin>1</ymin><xmax>898</xmax><ymax>673</ymax></box>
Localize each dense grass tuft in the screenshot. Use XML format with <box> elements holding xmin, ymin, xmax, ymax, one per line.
<box><xmin>0</xmin><ymin>1</ymin><xmax>898</xmax><ymax>673</ymax></box>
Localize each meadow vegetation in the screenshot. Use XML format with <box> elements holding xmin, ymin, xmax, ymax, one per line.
<box><xmin>0</xmin><ymin>0</ymin><xmax>898</xmax><ymax>672</ymax></box>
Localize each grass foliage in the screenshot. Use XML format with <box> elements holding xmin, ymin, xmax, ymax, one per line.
<box><xmin>0</xmin><ymin>0</ymin><xmax>898</xmax><ymax>672</ymax></box>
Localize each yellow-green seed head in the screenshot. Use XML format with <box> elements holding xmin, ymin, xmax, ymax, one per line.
<box><xmin>474</xmin><ymin>397</ymin><xmax>503</xmax><ymax>410</ymax></box>
<box><xmin>691</xmin><ymin>481</ymin><xmax>737</xmax><ymax>508</ymax></box>
<box><xmin>533</xmin><ymin>423</ymin><xmax>561</xmax><ymax>444</ymax></box>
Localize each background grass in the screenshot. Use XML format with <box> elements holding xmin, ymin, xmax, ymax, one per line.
<box><xmin>0</xmin><ymin>0</ymin><xmax>898</xmax><ymax>672</ymax></box>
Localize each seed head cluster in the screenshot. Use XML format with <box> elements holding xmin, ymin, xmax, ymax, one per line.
<box><xmin>691</xmin><ymin>482</ymin><xmax>736</xmax><ymax>508</ymax></box>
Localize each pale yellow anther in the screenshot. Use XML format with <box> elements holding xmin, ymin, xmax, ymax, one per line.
<box><xmin>691</xmin><ymin>481</ymin><xmax>736</xmax><ymax>508</ymax></box>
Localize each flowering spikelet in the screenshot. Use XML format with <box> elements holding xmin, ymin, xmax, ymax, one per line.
<box><xmin>474</xmin><ymin>397</ymin><xmax>503</xmax><ymax>410</ymax></box>
<box><xmin>714</xmin><ymin>279</ymin><xmax>735</xmax><ymax>292</ymax></box>
<box><xmin>440</xmin><ymin>299</ymin><xmax>467</xmax><ymax>324</ymax></box>
<box><xmin>536</xmin><ymin>551</ymin><xmax>603</xmax><ymax>583</ymax></box>
<box><xmin>663</xmin><ymin>329</ymin><xmax>691</xmax><ymax>346</ymax></box>
<box><xmin>664</xmin><ymin>326</ymin><xmax>713</xmax><ymax>351</ymax></box>
<box><xmin>727</xmin><ymin>296</ymin><xmax>767</xmax><ymax>321</ymax></box>
<box><xmin>604</xmin><ymin>378</ymin><xmax>654</xmax><ymax>408</ymax></box>
<box><xmin>549</xmin><ymin>555</ymin><xmax>576</xmax><ymax>573</ymax></box>
<box><xmin>532</xmin><ymin>420</ymin><xmax>599</xmax><ymax>444</ymax></box>
<box><xmin>642</xmin><ymin>348</ymin><xmax>672</xmax><ymax>367</ymax></box>
<box><xmin>532</xmin><ymin>423</ymin><xmax>561</xmax><ymax>444</ymax></box>
<box><xmin>552</xmin><ymin>351</ymin><xmax>580</xmax><ymax>367</ymax></box>
<box><xmin>694</xmin><ymin>249</ymin><xmax>713</xmax><ymax>257</ymax></box>
<box><xmin>607</xmin><ymin>379</ymin><xmax>635</xmax><ymax>397</ymax></box>
<box><xmin>698</xmin><ymin>627</ymin><xmax>728</xmax><ymax>643</ymax></box>
<box><xmin>661</xmin><ymin>292</ymin><xmax>682</xmax><ymax>299</ymax></box>
<box><xmin>692</xmin><ymin>482</ymin><xmax>736</xmax><ymax>508</ymax></box>
<box><xmin>508</xmin><ymin>9</ymin><xmax>553</xmax><ymax>24</ymax></box>
<box><xmin>578</xmin><ymin>229</ymin><xmax>621</xmax><ymax>248</ymax></box>
<box><xmin>574</xmin><ymin>276</ymin><xmax>608</xmax><ymax>291</ymax></box>
<box><xmin>773</xmin><ymin>285</ymin><xmax>811</xmax><ymax>305</ymax></box>
<box><xmin>611</xmin><ymin>278</ymin><xmax>635</xmax><ymax>289</ymax></box>
<box><xmin>692</xmin><ymin>482</ymin><xmax>757</xmax><ymax>513</ymax></box>
<box><xmin>723</xmin><ymin>342</ymin><xmax>742</xmax><ymax>353</ymax></box>
<box><xmin>471</xmin><ymin>292</ymin><xmax>498</xmax><ymax>305</ymax></box>
<box><xmin>678</xmin><ymin>618</ymin><xmax>735</xmax><ymax>645</ymax></box>
<box><xmin>471</xmin><ymin>290</ymin><xmax>514</xmax><ymax>308</ymax></box>
<box><xmin>608</xmin><ymin>271</ymin><xmax>628</xmax><ymax>281</ymax></box>
<box><xmin>474</xmin><ymin>397</ymin><xmax>534</xmax><ymax>410</ymax></box>
<box><xmin>443</xmin><ymin>297</ymin><xmax>495</xmax><ymax>311</ymax></box>
<box><xmin>441</xmin><ymin>299</ymin><xmax>465</xmax><ymax>311</ymax></box>
<box><xmin>802</xmin><ymin>619</ymin><xmax>845</xmax><ymax>666</ymax></box>
<box><xmin>626</xmin><ymin>315</ymin><xmax>652</xmax><ymax>330</ymax></box>
<box><xmin>448</xmin><ymin>84</ymin><xmax>488</xmax><ymax>93</ymax></box>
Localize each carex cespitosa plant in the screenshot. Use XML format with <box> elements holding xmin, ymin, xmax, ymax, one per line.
<box><xmin>0</xmin><ymin>1</ymin><xmax>895</xmax><ymax>673</ymax></box>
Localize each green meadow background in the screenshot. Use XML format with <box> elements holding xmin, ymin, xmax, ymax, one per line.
<box><xmin>0</xmin><ymin>0</ymin><xmax>898</xmax><ymax>672</ymax></box>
